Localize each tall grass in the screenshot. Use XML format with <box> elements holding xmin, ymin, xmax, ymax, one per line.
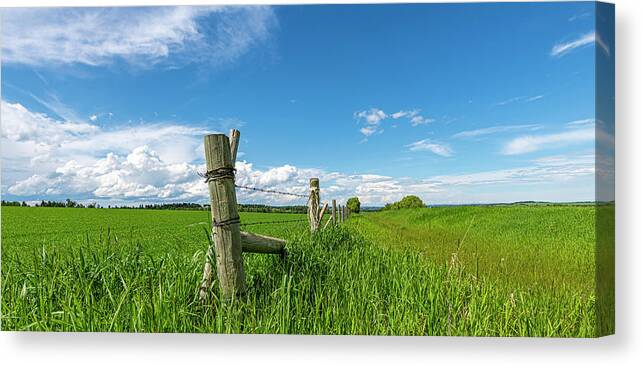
<box><xmin>2</xmin><ymin>218</ymin><xmax>596</xmax><ymax>336</ymax></box>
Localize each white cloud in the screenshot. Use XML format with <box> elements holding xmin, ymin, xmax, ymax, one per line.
<box><xmin>409</xmin><ymin>115</ymin><xmax>434</xmax><ymax>126</ymax></box>
<box><xmin>391</xmin><ymin>109</ymin><xmax>419</xmax><ymax>119</ymax></box>
<box><xmin>1</xmin><ymin>6</ymin><xmax>277</xmax><ymax>67</ymax></box>
<box><xmin>502</xmin><ymin>127</ymin><xmax>594</xmax><ymax>155</ymax></box>
<box><xmin>526</xmin><ymin>95</ymin><xmax>544</xmax><ymax>102</ymax></box>
<box><xmin>453</xmin><ymin>124</ymin><xmax>541</xmax><ymax>139</ymax></box>
<box><xmin>595</xmin><ymin>32</ymin><xmax>611</xmax><ymax>57</ymax></box>
<box><xmin>405</xmin><ymin>139</ymin><xmax>453</xmax><ymax>157</ymax></box>
<box><xmin>568</xmin><ymin>12</ymin><xmax>591</xmax><ymax>22</ymax></box>
<box><xmin>8</xmin><ymin>146</ymin><xmax>199</xmax><ymax>199</ymax></box>
<box><xmin>4</xmin><ymin>140</ymin><xmax>597</xmax><ymax>205</ymax></box>
<box><xmin>89</xmin><ymin>115</ymin><xmax>98</xmax><ymax>121</ymax></box>
<box><xmin>551</xmin><ymin>31</ymin><xmax>596</xmax><ymax>57</ymax></box>
<box><xmin>353</xmin><ymin>108</ymin><xmax>388</xmax><ymax>137</ymax></box>
<box><xmin>354</xmin><ymin>107</ymin><xmax>433</xmax><ymax>138</ymax></box>
<box><xmin>2</xmin><ymin>100</ymin><xmax>598</xmax><ymax>205</ymax></box>
<box><xmin>1</xmin><ymin>100</ymin><xmax>216</xmax><ymax>187</ymax></box>
<box><xmin>566</xmin><ymin>118</ymin><xmax>595</xmax><ymax>128</ymax></box>
<box><xmin>359</xmin><ymin>126</ymin><xmax>380</xmax><ymax>137</ymax></box>
<box><xmin>429</xmin><ymin>154</ymin><xmax>594</xmax><ymax>187</ymax></box>
<box><xmin>494</xmin><ymin>95</ymin><xmax>544</xmax><ymax>106</ymax></box>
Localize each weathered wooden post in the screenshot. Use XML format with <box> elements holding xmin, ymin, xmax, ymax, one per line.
<box><xmin>332</xmin><ymin>199</ymin><xmax>337</xmax><ymax>226</ymax></box>
<box><xmin>339</xmin><ymin>205</ymin><xmax>344</xmax><ymax>224</ymax></box>
<box><xmin>308</xmin><ymin>178</ymin><xmax>320</xmax><ymax>232</ymax></box>
<box><xmin>229</xmin><ymin>129</ymin><xmax>240</xmax><ymax>161</ymax></box>
<box><xmin>200</xmin><ymin>130</ymin><xmax>241</xmax><ymax>301</ymax></box>
<box><xmin>202</xmin><ymin>133</ymin><xmax>245</xmax><ymax>298</ymax></box>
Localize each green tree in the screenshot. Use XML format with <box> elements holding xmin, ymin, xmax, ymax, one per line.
<box><xmin>381</xmin><ymin>195</ymin><xmax>426</xmax><ymax>211</ymax></box>
<box><xmin>347</xmin><ymin>197</ymin><xmax>361</xmax><ymax>214</ymax></box>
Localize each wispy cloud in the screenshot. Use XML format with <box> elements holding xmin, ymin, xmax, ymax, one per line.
<box><xmin>502</xmin><ymin>125</ymin><xmax>594</xmax><ymax>155</ymax></box>
<box><xmin>493</xmin><ymin>95</ymin><xmax>544</xmax><ymax>107</ymax></box>
<box><xmin>453</xmin><ymin>124</ymin><xmax>541</xmax><ymax>139</ymax></box>
<box><xmin>566</xmin><ymin>118</ymin><xmax>595</xmax><ymax>128</ymax></box>
<box><xmin>551</xmin><ymin>31</ymin><xmax>596</xmax><ymax>57</ymax></box>
<box><xmin>1</xmin><ymin>6</ymin><xmax>277</xmax><ymax>68</ymax></box>
<box><xmin>405</xmin><ymin>139</ymin><xmax>453</xmax><ymax>157</ymax></box>
<box><xmin>595</xmin><ymin>32</ymin><xmax>611</xmax><ymax>57</ymax></box>
<box><xmin>354</xmin><ymin>108</ymin><xmax>433</xmax><ymax>138</ymax></box>
<box><xmin>568</xmin><ymin>12</ymin><xmax>591</xmax><ymax>22</ymax></box>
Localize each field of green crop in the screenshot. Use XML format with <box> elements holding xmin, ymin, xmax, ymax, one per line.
<box><xmin>1</xmin><ymin>205</ymin><xmax>609</xmax><ymax>336</ymax></box>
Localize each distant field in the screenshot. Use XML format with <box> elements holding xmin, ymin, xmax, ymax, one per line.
<box><xmin>1</xmin><ymin>205</ymin><xmax>605</xmax><ymax>336</ymax></box>
<box><xmin>352</xmin><ymin>205</ymin><xmax>596</xmax><ymax>292</ymax></box>
<box><xmin>1</xmin><ymin>207</ymin><xmax>306</xmax><ymax>258</ymax></box>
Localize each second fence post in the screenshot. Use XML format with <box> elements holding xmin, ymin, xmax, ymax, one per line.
<box><xmin>203</xmin><ymin>134</ymin><xmax>246</xmax><ymax>298</ymax></box>
<box><xmin>308</xmin><ymin>178</ymin><xmax>320</xmax><ymax>232</ymax></box>
<box><xmin>332</xmin><ymin>199</ymin><xmax>337</xmax><ymax>226</ymax></box>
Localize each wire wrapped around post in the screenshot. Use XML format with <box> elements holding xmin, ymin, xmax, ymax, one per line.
<box><xmin>201</xmin><ymin>133</ymin><xmax>246</xmax><ymax>300</ymax></box>
<box><xmin>308</xmin><ymin>178</ymin><xmax>320</xmax><ymax>232</ymax></box>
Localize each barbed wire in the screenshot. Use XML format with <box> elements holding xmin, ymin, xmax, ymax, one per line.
<box><xmin>198</xmin><ymin>170</ymin><xmax>310</xmax><ymax>199</ymax></box>
<box><xmin>234</xmin><ymin>184</ymin><xmax>309</xmax><ymax>199</ymax></box>
<box><xmin>196</xmin><ymin>171</ymin><xmax>312</xmax><ymax>229</ymax></box>
<box><xmin>239</xmin><ymin>218</ymin><xmax>309</xmax><ymax>227</ymax></box>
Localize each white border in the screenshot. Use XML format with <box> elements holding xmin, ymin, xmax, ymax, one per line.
<box><xmin>1</xmin><ymin>1</ymin><xmax>640</xmax><ymax>364</ymax></box>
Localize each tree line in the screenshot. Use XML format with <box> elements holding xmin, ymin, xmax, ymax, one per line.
<box><xmin>1</xmin><ymin>199</ymin><xmax>307</xmax><ymax>213</ymax></box>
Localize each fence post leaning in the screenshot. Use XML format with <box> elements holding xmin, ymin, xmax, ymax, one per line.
<box><xmin>308</xmin><ymin>178</ymin><xmax>320</xmax><ymax>232</ymax></box>
<box><xmin>203</xmin><ymin>133</ymin><xmax>246</xmax><ymax>299</ymax></box>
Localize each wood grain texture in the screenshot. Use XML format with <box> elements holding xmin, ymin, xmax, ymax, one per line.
<box><xmin>204</xmin><ymin>134</ymin><xmax>245</xmax><ymax>298</ymax></box>
<box><xmin>241</xmin><ymin>231</ymin><xmax>285</xmax><ymax>254</ymax></box>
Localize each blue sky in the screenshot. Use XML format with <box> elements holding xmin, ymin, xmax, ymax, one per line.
<box><xmin>0</xmin><ymin>3</ymin><xmax>614</xmax><ymax>206</ymax></box>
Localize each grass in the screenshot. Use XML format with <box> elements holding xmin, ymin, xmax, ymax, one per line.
<box><xmin>0</xmin><ymin>205</ymin><xmax>608</xmax><ymax>336</ymax></box>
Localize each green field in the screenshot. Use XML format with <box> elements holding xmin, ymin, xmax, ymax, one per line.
<box><xmin>1</xmin><ymin>205</ymin><xmax>609</xmax><ymax>336</ymax></box>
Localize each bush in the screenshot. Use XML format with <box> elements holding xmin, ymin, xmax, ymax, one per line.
<box><xmin>347</xmin><ymin>197</ymin><xmax>361</xmax><ymax>214</ymax></box>
<box><xmin>381</xmin><ymin>195</ymin><xmax>426</xmax><ymax>211</ymax></box>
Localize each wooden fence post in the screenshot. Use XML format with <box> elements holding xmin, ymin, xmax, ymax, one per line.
<box><xmin>200</xmin><ymin>129</ymin><xmax>241</xmax><ymax>301</ymax></box>
<box><xmin>308</xmin><ymin>178</ymin><xmax>320</xmax><ymax>232</ymax></box>
<box><xmin>332</xmin><ymin>199</ymin><xmax>337</xmax><ymax>226</ymax></box>
<box><xmin>229</xmin><ymin>129</ymin><xmax>240</xmax><ymax>161</ymax></box>
<box><xmin>203</xmin><ymin>133</ymin><xmax>245</xmax><ymax>298</ymax></box>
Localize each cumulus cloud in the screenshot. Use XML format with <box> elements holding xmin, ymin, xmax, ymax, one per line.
<box><xmin>551</xmin><ymin>31</ymin><xmax>599</xmax><ymax>57</ymax></box>
<box><xmin>405</xmin><ymin>139</ymin><xmax>453</xmax><ymax>157</ymax></box>
<box><xmin>1</xmin><ymin>100</ymin><xmax>215</xmax><ymax>188</ymax></box>
<box><xmin>354</xmin><ymin>108</ymin><xmax>433</xmax><ymax>138</ymax></box>
<box><xmin>502</xmin><ymin>127</ymin><xmax>594</xmax><ymax>155</ymax></box>
<box><xmin>1</xmin><ymin>6</ymin><xmax>277</xmax><ymax>67</ymax></box>
<box><xmin>2</xmin><ymin>100</ymin><xmax>598</xmax><ymax>205</ymax></box>
<box><xmin>8</xmin><ymin>146</ymin><xmax>200</xmax><ymax>199</ymax></box>
<box><xmin>4</xmin><ymin>140</ymin><xmax>597</xmax><ymax>205</ymax></box>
